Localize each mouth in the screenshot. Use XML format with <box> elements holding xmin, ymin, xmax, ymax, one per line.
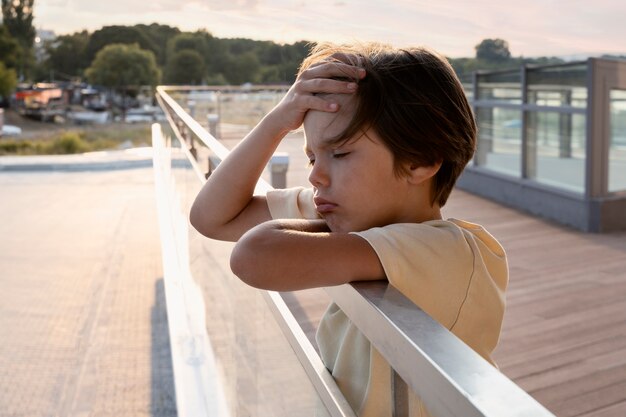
<box><xmin>314</xmin><ymin>197</ymin><xmax>338</xmax><ymax>215</ymax></box>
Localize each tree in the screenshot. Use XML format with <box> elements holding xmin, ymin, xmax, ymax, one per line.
<box><xmin>44</xmin><ymin>30</ymin><xmax>90</xmax><ymax>80</ymax></box>
<box><xmin>0</xmin><ymin>61</ymin><xmax>17</xmax><ymax>96</ymax></box>
<box><xmin>222</xmin><ymin>51</ymin><xmax>260</xmax><ymax>84</ymax></box>
<box><xmin>475</xmin><ymin>38</ymin><xmax>511</xmax><ymax>62</ymax></box>
<box><xmin>85</xmin><ymin>43</ymin><xmax>160</xmax><ymax>119</ymax></box>
<box><xmin>85</xmin><ymin>26</ymin><xmax>158</xmax><ymax>64</ymax></box>
<box><xmin>1</xmin><ymin>0</ymin><xmax>35</xmax><ymax>79</ymax></box>
<box><xmin>134</xmin><ymin>23</ymin><xmax>180</xmax><ymax>66</ymax></box>
<box><xmin>165</xmin><ymin>49</ymin><xmax>205</xmax><ymax>84</ymax></box>
<box><xmin>0</xmin><ymin>24</ymin><xmax>19</xmax><ymax>69</ymax></box>
<box><xmin>1</xmin><ymin>0</ymin><xmax>35</xmax><ymax>47</ymax></box>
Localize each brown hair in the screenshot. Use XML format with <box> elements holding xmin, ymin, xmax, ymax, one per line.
<box><xmin>299</xmin><ymin>43</ymin><xmax>476</xmax><ymax>207</ymax></box>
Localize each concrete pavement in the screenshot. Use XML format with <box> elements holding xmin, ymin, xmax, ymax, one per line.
<box><xmin>0</xmin><ymin>150</ymin><xmax>176</xmax><ymax>416</ymax></box>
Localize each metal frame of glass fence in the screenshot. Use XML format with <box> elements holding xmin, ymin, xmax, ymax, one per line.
<box><xmin>154</xmin><ymin>85</ymin><xmax>556</xmax><ymax>417</ymax></box>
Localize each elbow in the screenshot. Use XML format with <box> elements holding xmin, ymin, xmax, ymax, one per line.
<box><xmin>189</xmin><ymin>200</ymin><xmax>221</xmax><ymax>240</ymax></box>
<box><xmin>229</xmin><ymin>226</ymin><xmax>277</xmax><ymax>290</ymax></box>
<box><xmin>189</xmin><ymin>202</ymin><xmax>205</xmax><ymax>234</ymax></box>
<box><xmin>230</xmin><ymin>236</ymin><xmax>263</xmax><ymax>289</ymax></box>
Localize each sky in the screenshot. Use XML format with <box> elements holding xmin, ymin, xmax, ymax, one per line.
<box><xmin>34</xmin><ymin>0</ymin><xmax>626</xmax><ymax>58</ymax></box>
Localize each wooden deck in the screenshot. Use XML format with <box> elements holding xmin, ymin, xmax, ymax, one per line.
<box><xmin>446</xmin><ymin>189</ymin><xmax>626</xmax><ymax>417</ymax></box>
<box><xmin>284</xmin><ymin>188</ymin><xmax>626</xmax><ymax>417</ymax></box>
<box><xmin>216</xmin><ymin>126</ymin><xmax>626</xmax><ymax>417</ymax></box>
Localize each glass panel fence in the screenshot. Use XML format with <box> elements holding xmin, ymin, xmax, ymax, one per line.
<box><xmin>527</xmin><ymin>63</ymin><xmax>587</xmax><ymax>108</ymax></box>
<box><xmin>609</xmin><ymin>89</ymin><xmax>626</xmax><ymax>193</ymax></box>
<box><xmin>475</xmin><ymin>106</ymin><xmax>522</xmax><ymax>177</ymax></box>
<box><xmin>477</xmin><ymin>70</ymin><xmax>522</xmax><ymax>103</ymax></box>
<box><xmin>155</xmin><ymin>86</ymin><xmax>559</xmax><ymax>417</ymax></box>
<box><xmin>161</xmin><ymin>125</ymin><xmax>333</xmax><ymax>417</ymax></box>
<box><xmin>526</xmin><ymin>110</ymin><xmax>586</xmax><ymax>193</ymax></box>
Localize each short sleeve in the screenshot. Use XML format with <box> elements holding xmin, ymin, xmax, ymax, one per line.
<box><xmin>266</xmin><ymin>187</ymin><xmax>319</xmax><ymax>220</ymax></box>
<box><xmin>352</xmin><ymin>221</ymin><xmax>475</xmax><ymax>328</ymax></box>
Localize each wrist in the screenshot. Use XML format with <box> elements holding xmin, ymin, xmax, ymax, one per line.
<box><xmin>260</xmin><ymin>110</ymin><xmax>293</xmax><ymax>139</ymax></box>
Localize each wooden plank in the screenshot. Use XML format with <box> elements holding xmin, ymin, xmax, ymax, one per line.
<box><xmin>585</xmin><ymin>400</ymin><xmax>626</xmax><ymax>417</ymax></box>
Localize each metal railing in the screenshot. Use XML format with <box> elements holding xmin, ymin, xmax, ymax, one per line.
<box><xmin>153</xmin><ymin>85</ymin><xmax>556</xmax><ymax>417</ymax></box>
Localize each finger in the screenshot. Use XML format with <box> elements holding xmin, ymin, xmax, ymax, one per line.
<box><xmin>300</xmin><ymin>61</ymin><xmax>365</xmax><ymax>81</ymax></box>
<box><xmin>297</xmin><ymin>78</ymin><xmax>358</xmax><ymax>95</ymax></box>
<box><xmin>298</xmin><ymin>95</ymin><xmax>340</xmax><ymax>113</ymax></box>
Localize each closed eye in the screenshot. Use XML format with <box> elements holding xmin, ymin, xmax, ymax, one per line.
<box><xmin>332</xmin><ymin>152</ymin><xmax>350</xmax><ymax>159</ymax></box>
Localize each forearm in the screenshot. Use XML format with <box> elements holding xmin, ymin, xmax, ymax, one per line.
<box><xmin>230</xmin><ymin>219</ymin><xmax>384</xmax><ymax>291</ymax></box>
<box><xmin>189</xmin><ymin>114</ymin><xmax>285</xmax><ymax>240</ymax></box>
<box><xmin>189</xmin><ymin>60</ymin><xmax>363</xmax><ymax>241</ymax></box>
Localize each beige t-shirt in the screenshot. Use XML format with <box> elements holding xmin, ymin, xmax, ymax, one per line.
<box><xmin>266</xmin><ymin>187</ymin><xmax>508</xmax><ymax>417</ymax></box>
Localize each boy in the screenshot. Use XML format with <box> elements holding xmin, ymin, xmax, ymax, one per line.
<box><xmin>190</xmin><ymin>43</ymin><xmax>507</xmax><ymax>417</ymax></box>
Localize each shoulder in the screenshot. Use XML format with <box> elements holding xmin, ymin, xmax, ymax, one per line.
<box><xmin>352</xmin><ymin>219</ymin><xmax>506</xmax><ymax>293</ymax></box>
<box><xmin>354</xmin><ymin>219</ymin><xmax>505</xmax><ymax>260</ymax></box>
<box><xmin>353</xmin><ymin>220</ymin><xmax>470</xmax><ymax>255</ymax></box>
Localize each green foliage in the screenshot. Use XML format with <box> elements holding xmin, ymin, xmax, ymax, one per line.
<box><xmin>0</xmin><ymin>24</ymin><xmax>19</xmax><ymax>69</ymax></box>
<box><xmin>36</xmin><ymin>23</ymin><xmax>312</xmax><ymax>86</ymax></box>
<box><xmin>1</xmin><ymin>0</ymin><xmax>35</xmax><ymax>79</ymax></box>
<box><xmin>475</xmin><ymin>38</ymin><xmax>511</xmax><ymax>62</ymax></box>
<box><xmin>1</xmin><ymin>0</ymin><xmax>35</xmax><ymax>48</ymax></box>
<box><xmin>47</xmin><ymin>132</ymin><xmax>88</xmax><ymax>154</ymax></box>
<box><xmin>44</xmin><ymin>30</ymin><xmax>90</xmax><ymax>80</ymax></box>
<box><xmin>166</xmin><ymin>32</ymin><xmax>209</xmax><ymax>59</ymax></box>
<box><xmin>0</xmin><ymin>132</ymin><xmax>88</xmax><ymax>155</ymax></box>
<box><xmin>0</xmin><ymin>61</ymin><xmax>17</xmax><ymax>96</ymax></box>
<box><xmin>165</xmin><ymin>49</ymin><xmax>205</xmax><ymax>84</ymax></box>
<box><xmin>85</xmin><ymin>25</ymin><xmax>159</xmax><ymax>64</ymax></box>
<box><xmin>0</xmin><ymin>125</ymin><xmax>151</xmax><ymax>155</ymax></box>
<box><xmin>134</xmin><ymin>23</ymin><xmax>181</xmax><ymax>66</ymax></box>
<box><xmin>222</xmin><ymin>51</ymin><xmax>261</xmax><ymax>84</ymax></box>
<box><xmin>85</xmin><ymin>43</ymin><xmax>161</xmax><ymax>89</ymax></box>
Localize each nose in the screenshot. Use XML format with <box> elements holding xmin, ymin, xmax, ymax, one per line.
<box><xmin>308</xmin><ymin>159</ymin><xmax>330</xmax><ymax>188</ymax></box>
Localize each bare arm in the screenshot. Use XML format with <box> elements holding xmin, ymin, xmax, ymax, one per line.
<box><xmin>189</xmin><ymin>62</ymin><xmax>365</xmax><ymax>242</ymax></box>
<box><xmin>230</xmin><ymin>219</ymin><xmax>385</xmax><ymax>291</ymax></box>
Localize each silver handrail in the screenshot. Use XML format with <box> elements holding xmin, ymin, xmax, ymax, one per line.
<box><xmin>155</xmin><ymin>85</ymin><xmax>556</xmax><ymax>417</ymax></box>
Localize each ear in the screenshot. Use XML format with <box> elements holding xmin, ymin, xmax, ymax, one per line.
<box><xmin>406</xmin><ymin>160</ymin><xmax>442</xmax><ymax>185</ymax></box>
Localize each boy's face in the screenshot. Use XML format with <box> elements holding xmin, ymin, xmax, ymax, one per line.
<box><xmin>303</xmin><ymin>94</ymin><xmax>417</xmax><ymax>233</ymax></box>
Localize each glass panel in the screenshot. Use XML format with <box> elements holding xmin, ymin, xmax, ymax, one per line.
<box><xmin>477</xmin><ymin>70</ymin><xmax>521</xmax><ymax>103</ymax></box>
<box><xmin>475</xmin><ymin>106</ymin><xmax>522</xmax><ymax>177</ymax></box>
<box><xmin>461</xmin><ymin>82</ymin><xmax>474</xmax><ymax>102</ymax></box>
<box><xmin>609</xmin><ymin>90</ymin><xmax>626</xmax><ymax>193</ymax></box>
<box><xmin>160</xmin><ymin>123</ymin><xmax>331</xmax><ymax>416</ymax></box>
<box><xmin>526</xmin><ymin>111</ymin><xmax>586</xmax><ymax>193</ymax></box>
<box><xmin>527</xmin><ymin>63</ymin><xmax>587</xmax><ymax>108</ymax></box>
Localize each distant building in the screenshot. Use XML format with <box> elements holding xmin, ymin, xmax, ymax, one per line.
<box><xmin>459</xmin><ymin>57</ymin><xmax>626</xmax><ymax>232</ymax></box>
<box><xmin>34</xmin><ymin>29</ymin><xmax>56</xmax><ymax>63</ymax></box>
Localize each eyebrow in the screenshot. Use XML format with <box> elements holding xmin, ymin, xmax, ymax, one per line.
<box><xmin>303</xmin><ymin>136</ymin><xmax>341</xmax><ymax>155</ymax></box>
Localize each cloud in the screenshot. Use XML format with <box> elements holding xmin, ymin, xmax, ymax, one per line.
<box><xmin>34</xmin><ymin>0</ymin><xmax>626</xmax><ymax>57</ymax></box>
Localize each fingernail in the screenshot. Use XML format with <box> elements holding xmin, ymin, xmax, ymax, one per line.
<box><xmin>359</xmin><ymin>68</ymin><xmax>366</xmax><ymax>77</ymax></box>
<box><xmin>347</xmin><ymin>83</ymin><xmax>357</xmax><ymax>90</ymax></box>
<box><xmin>329</xmin><ymin>103</ymin><xmax>338</xmax><ymax>111</ymax></box>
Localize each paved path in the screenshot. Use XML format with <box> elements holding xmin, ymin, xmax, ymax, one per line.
<box><xmin>0</xmin><ymin>154</ymin><xmax>176</xmax><ymax>416</ymax></box>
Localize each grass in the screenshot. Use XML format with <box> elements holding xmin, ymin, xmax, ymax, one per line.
<box><xmin>0</xmin><ymin>124</ymin><xmax>152</xmax><ymax>156</ymax></box>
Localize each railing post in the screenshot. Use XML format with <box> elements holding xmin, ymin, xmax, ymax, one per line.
<box><xmin>392</xmin><ymin>370</ymin><xmax>409</xmax><ymax>417</ymax></box>
<box><xmin>268</xmin><ymin>152</ymin><xmax>289</xmax><ymax>189</ymax></box>
<box><xmin>207</xmin><ymin>113</ymin><xmax>220</xmax><ymax>138</ymax></box>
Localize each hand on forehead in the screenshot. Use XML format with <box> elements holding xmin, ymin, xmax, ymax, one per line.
<box><xmin>304</xmin><ymin>93</ymin><xmax>358</xmax><ymax>144</ymax></box>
